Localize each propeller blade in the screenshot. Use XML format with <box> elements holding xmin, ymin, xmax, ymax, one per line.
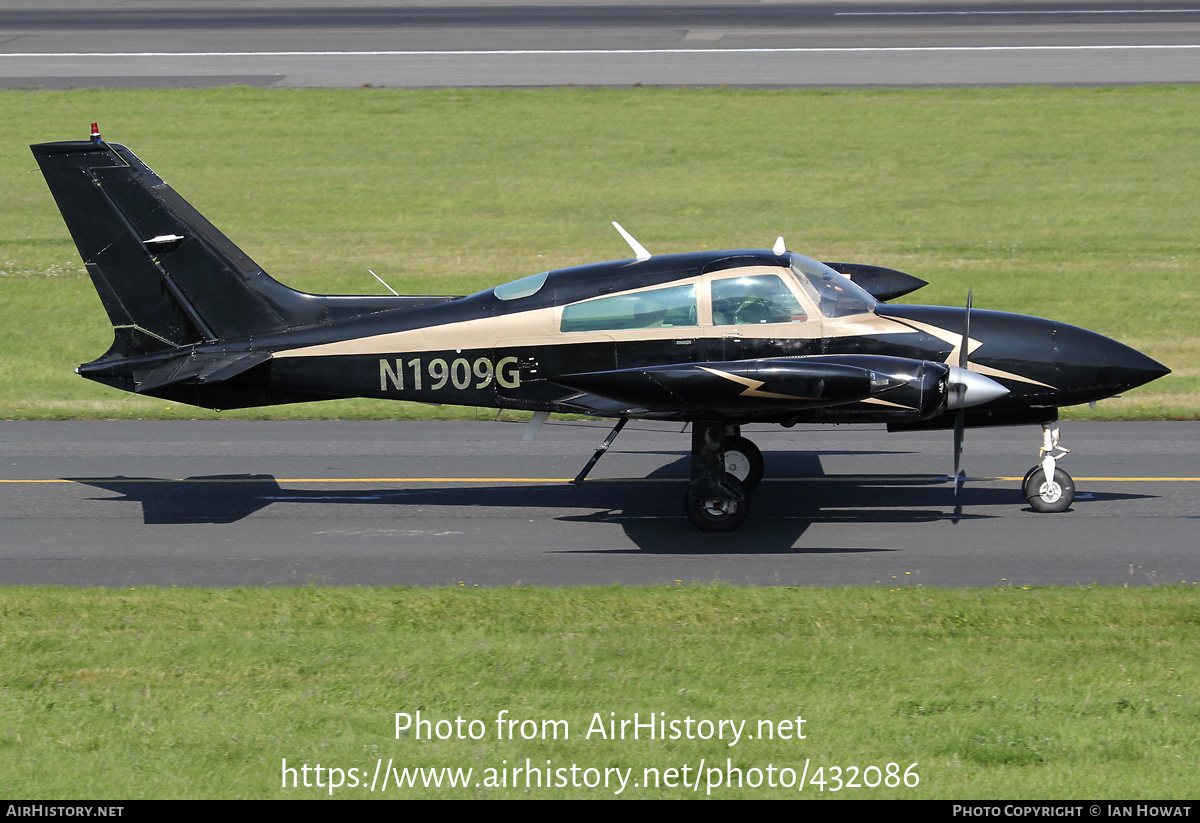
<box><xmin>953</xmin><ymin>289</ymin><xmax>972</xmax><ymax>495</ymax></box>
<box><xmin>959</xmin><ymin>288</ymin><xmax>972</xmax><ymax>369</ymax></box>
<box><xmin>953</xmin><ymin>409</ymin><xmax>965</xmax><ymax>495</ymax></box>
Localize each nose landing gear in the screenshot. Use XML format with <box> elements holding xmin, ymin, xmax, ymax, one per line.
<box><xmin>1024</xmin><ymin>421</ymin><xmax>1074</xmax><ymax>513</ymax></box>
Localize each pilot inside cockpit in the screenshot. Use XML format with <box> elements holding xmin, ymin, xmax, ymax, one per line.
<box><xmin>711</xmin><ymin>274</ymin><xmax>807</xmax><ymax>325</ymax></box>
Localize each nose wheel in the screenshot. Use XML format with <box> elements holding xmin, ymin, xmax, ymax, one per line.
<box><xmin>1023</xmin><ymin>465</ymin><xmax>1075</xmax><ymax>512</ymax></box>
<box><xmin>1023</xmin><ymin>421</ymin><xmax>1074</xmax><ymax>512</ymax></box>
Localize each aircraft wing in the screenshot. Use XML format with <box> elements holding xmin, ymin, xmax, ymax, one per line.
<box><xmin>553</xmin><ymin>356</ymin><xmax>927</xmax><ymax>416</ymax></box>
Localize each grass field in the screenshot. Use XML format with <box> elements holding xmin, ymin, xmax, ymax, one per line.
<box><xmin>1</xmin><ymin>584</ymin><xmax>1197</xmax><ymax>799</ymax></box>
<box><xmin>2</xmin><ymin>86</ymin><xmax>1196</xmax><ymax>419</ymax></box>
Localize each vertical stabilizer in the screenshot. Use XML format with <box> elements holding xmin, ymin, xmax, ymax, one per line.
<box><xmin>31</xmin><ymin>133</ymin><xmax>326</xmax><ymax>352</ymax></box>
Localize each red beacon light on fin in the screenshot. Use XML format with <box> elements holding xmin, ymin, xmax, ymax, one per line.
<box><xmin>90</xmin><ymin>123</ymin><xmax>101</xmax><ymax>142</ymax></box>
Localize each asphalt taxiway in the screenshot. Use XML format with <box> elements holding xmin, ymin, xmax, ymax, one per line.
<box><xmin>1</xmin><ymin>420</ymin><xmax>1195</xmax><ymax>587</ymax></box>
<box><xmin>2</xmin><ymin>0</ymin><xmax>1199</xmax><ymax>88</ymax></box>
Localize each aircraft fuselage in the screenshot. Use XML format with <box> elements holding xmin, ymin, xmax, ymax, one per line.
<box><xmin>36</xmin><ymin>133</ymin><xmax>1169</xmax><ymax>531</ymax></box>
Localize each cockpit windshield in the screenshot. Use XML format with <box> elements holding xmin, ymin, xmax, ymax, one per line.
<box><xmin>788</xmin><ymin>253</ymin><xmax>877</xmax><ymax>318</ymax></box>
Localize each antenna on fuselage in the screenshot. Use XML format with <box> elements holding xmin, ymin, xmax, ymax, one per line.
<box><xmin>773</xmin><ymin>236</ymin><xmax>786</xmax><ymax>255</ymax></box>
<box><xmin>612</xmin><ymin>222</ymin><xmax>652</xmax><ymax>262</ymax></box>
<box><xmin>368</xmin><ymin>269</ymin><xmax>399</xmax><ymax>296</ymax></box>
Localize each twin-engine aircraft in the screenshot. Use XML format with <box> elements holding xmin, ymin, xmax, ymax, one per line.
<box><xmin>32</xmin><ymin>127</ymin><xmax>1169</xmax><ymax>531</ymax></box>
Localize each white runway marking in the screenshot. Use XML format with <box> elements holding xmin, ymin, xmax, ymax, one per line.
<box><xmin>1</xmin><ymin>45</ymin><xmax>1199</xmax><ymax>58</ymax></box>
<box><xmin>838</xmin><ymin>8</ymin><xmax>1200</xmax><ymax>15</ymax></box>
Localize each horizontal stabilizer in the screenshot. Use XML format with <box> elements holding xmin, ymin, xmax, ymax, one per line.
<box><xmin>134</xmin><ymin>351</ymin><xmax>272</xmax><ymax>394</ymax></box>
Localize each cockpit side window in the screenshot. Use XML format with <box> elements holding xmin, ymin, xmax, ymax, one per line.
<box><xmin>560</xmin><ymin>283</ymin><xmax>697</xmax><ymax>333</ymax></box>
<box><xmin>710</xmin><ymin>274</ymin><xmax>807</xmax><ymax>326</ymax></box>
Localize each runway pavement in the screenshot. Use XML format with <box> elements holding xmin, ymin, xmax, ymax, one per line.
<box><xmin>0</xmin><ymin>419</ymin><xmax>1195</xmax><ymax>587</ymax></box>
<box><xmin>2</xmin><ymin>1</ymin><xmax>1199</xmax><ymax>88</ymax></box>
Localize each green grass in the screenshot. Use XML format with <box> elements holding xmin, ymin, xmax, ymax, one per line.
<box><xmin>3</xmin><ymin>86</ymin><xmax>1197</xmax><ymax>418</ymax></box>
<box><xmin>1</xmin><ymin>584</ymin><xmax>1196</xmax><ymax>799</ymax></box>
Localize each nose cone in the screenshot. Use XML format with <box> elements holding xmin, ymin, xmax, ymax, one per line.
<box><xmin>1054</xmin><ymin>323</ymin><xmax>1170</xmax><ymax>403</ymax></box>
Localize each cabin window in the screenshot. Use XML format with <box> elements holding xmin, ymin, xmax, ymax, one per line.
<box><xmin>710</xmin><ymin>274</ymin><xmax>807</xmax><ymax>326</ymax></box>
<box><xmin>560</xmin><ymin>284</ymin><xmax>697</xmax><ymax>333</ymax></box>
<box><xmin>494</xmin><ymin>270</ymin><xmax>549</xmax><ymax>301</ymax></box>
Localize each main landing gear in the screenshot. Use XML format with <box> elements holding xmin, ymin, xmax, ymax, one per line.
<box><xmin>683</xmin><ymin>423</ymin><xmax>763</xmax><ymax>532</ymax></box>
<box><xmin>1023</xmin><ymin>421</ymin><xmax>1074</xmax><ymax>513</ymax></box>
<box><xmin>721</xmin><ymin>434</ymin><xmax>764</xmax><ymax>493</ymax></box>
<box><xmin>573</xmin><ymin>418</ymin><xmax>763</xmax><ymax>532</ymax></box>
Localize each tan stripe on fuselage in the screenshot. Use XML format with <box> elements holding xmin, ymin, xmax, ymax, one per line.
<box><xmin>884</xmin><ymin>317</ymin><xmax>1056</xmax><ymax>390</ymax></box>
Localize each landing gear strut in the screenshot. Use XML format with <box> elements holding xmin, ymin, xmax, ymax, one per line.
<box><xmin>1023</xmin><ymin>421</ymin><xmax>1074</xmax><ymax>513</ymax></box>
<box><xmin>685</xmin><ymin>422</ymin><xmax>758</xmax><ymax>532</ymax></box>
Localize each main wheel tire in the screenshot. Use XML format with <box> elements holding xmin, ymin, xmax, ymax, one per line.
<box><xmin>723</xmin><ymin>436</ymin><xmax>764</xmax><ymax>493</ymax></box>
<box><xmin>684</xmin><ymin>478</ymin><xmax>749</xmax><ymax>532</ymax></box>
<box><xmin>1022</xmin><ymin>466</ymin><xmax>1075</xmax><ymax>513</ymax></box>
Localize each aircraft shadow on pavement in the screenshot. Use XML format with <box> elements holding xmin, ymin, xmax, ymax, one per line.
<box><xmin>66</xmin><ymin>450</ymin><xmax>1156</xmax><ymax>553</ymax></box>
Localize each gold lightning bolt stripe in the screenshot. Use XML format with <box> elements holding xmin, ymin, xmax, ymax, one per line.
<box><xmin>697</xmin><ymin>366</ymin><xmax>808</xmax><ymax>400</ymax></box>
<box><xmin>860</xmin><ymin>397</ymin><xmax>914</xmax><ymax>409</ymax></box>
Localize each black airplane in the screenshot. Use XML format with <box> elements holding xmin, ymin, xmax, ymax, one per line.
<box><xmin>31</xmin><ymin>126</ymin><xmax>1170</xmax><ymax>531</ymax></box>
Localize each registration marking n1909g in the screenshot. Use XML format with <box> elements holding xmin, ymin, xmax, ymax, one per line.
<box><xmin>379</xmin><ymin>356</ymin><xmax>520</xmax><ymax>392</ymax></box>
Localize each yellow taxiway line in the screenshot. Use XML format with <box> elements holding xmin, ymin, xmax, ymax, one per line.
<box><xmin>2</xmin><ymin>476</ymin><xmax>1200</xmax><ymax>484</ymax></box>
